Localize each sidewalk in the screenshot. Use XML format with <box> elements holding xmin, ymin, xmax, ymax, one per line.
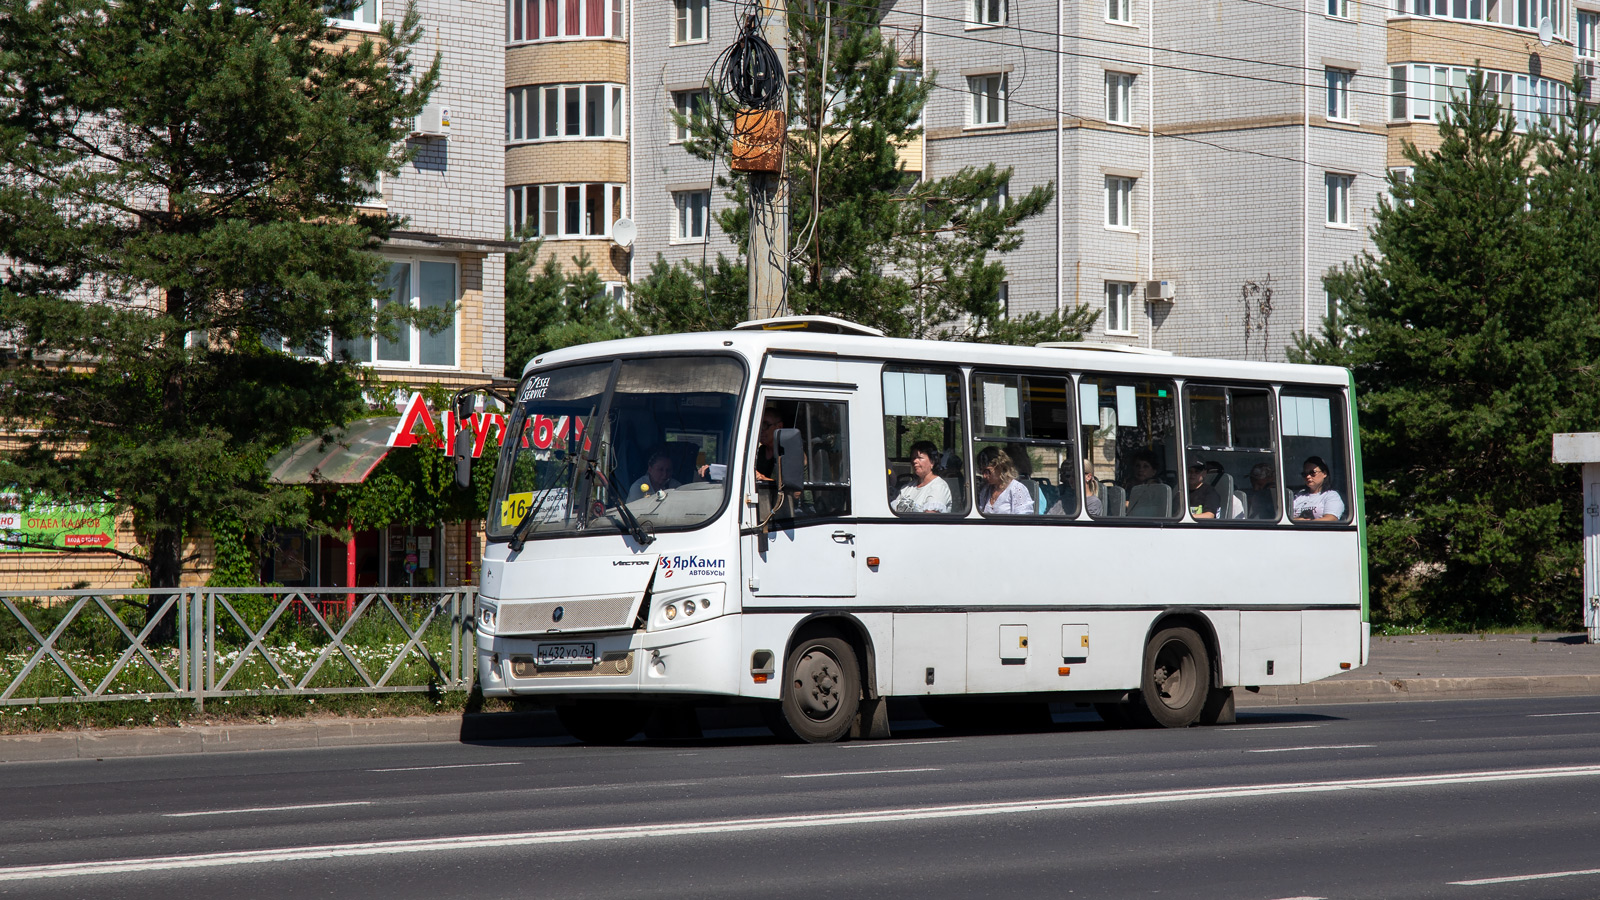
<box><xmin>3</xmin><ymin>634</ymin><xmax>1596</xmax><ymax>762</ymax></box>
<box><xmin>1239</xmin><ymin>632</ymin><xmax>1600</xmax><ymax>706</ymax></box>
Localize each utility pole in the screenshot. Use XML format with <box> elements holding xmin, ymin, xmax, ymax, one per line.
<box><xmin>746</xmin><ymin>0</ymin><xmax>788</xmax><ymax>320</ymax></box>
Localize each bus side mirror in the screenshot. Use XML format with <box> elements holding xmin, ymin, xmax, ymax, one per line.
<box><xmin>454</xmin><ymin>428</ymin><xmax>472</xmax><ymax>488</ymax></box>
<box><xmin>775</xmin><ymin>427</ymin><xmax>804</xmax><ymax>491</ymax></box>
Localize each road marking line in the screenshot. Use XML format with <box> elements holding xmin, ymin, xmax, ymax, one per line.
<box><xmin>782</xmin><ymin>768</ymin><xmax>942</xmax><ymax>779</ymax></box>
<box><xmin>1528</xmin><ymin>711</ymin><xmax>1600</xmax><ymax>718</ymax></box>
<box><xmin>14</xmin><ymin>765</ymin><xmax>1600</xmax><ymax>882</ymax></box>
<box><xmin>839</xmin><ymin>740</ymin><xmax>960</xmax><ymax>749</ymax></box>
<box><xmin>1246</xmin><ymin>745</ymin><xmax>1375</xmax><ymax>753</ymax></box>
<box><xmin>368</xmin><ymin>762</ymin><xmax>522</xmax><ymax>773</ymax></box>
<box><xmin>1265</xmin><ymin>896</ymin><xmax>1327</xmax><ymax>899</ymax></box>
<box><xmin>1232</xmin><ymin>725</ymin><xmax>1323</xmax><ymax>731</ymax></box>
<box><xmin>1450</xmin><ymin>867</ymin><xmax>1600</xmax><ymax>885</ymax></box>
<box><xmin>163</xmin><ymin>801</ymin><xmax>372</xmax><ymax>819</ymax></box>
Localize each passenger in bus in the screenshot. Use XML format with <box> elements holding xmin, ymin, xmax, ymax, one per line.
<box><xmin>892</xmin><ymin>440</ymin><xmax>953</xmax><ymax>514</ymax></box>
<box><xmin>1245</xmin><ymin>462</ymin><xmax>1277</xmax><ymax>519</ymax></box>
<box><xmin>1292</xmin><ymin>455</ymin><xmax>1345</xmax><ymax>522</ymax></box>
<box><xmin>627</xmin><ymin>447</ymin><xmax>682</xmax><ymax>501</ymax></box>
<box><xmin>1127</xmin><ymin>450</ymin><xmax>1162</xmax><ymax>489</ymax></box>
<box><xmin>1046</xmin><ymin>460</ymin><xmax>1102</xmax><ymax>516</ymax></box>
<box><xmin>977</xmin><ymin>448</ymin><xmax>1033</xmax><ymax>515</ymax></box>
<box><xmin>1186</xmin><ymin>462</ymin><xmax>1222</xmax><ymax>519</ymax></box>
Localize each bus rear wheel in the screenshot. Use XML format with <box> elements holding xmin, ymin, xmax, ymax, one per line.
<box><xmin>1132</xmin><ymin>627</ymin><xmax>1209</xmax><ymax>728</ymax></box>
<box><xmin>557</xmin><ymin>700</ymin><xmax>649</xmax><ymax>745</ymax></box>
<box><xmin>780</xmin><ymin>636</ymin><xmax>860</xmax><ymax>743</ymax></box>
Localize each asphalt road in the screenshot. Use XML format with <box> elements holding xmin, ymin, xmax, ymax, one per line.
<box><xmin>5</xmin><ymin>696</ymin><xmax>1600</xmax><ymax>899</ymax></box>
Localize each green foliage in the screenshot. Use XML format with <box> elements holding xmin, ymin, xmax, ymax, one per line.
<box><xmin>641</xmin><ymin>0</ymin><xmax>1082</xmax><ymax>343</ymax></box>
<box><xmin>1292</xmin><ymin>75</ymin><xmax>1600</xmax><ymax>629</ymax></box>
<box><xmin>504</xmin><ymin>240</ymin><xmax>632</xmax><ymax>375</ymax></box>
<box><xmin>206</xmin><ymin>514</ymin><xmax>260</xmax><ymax>588</ymax></box>
<box><xmin>0</xmin><ymin>0</ymin><xmax>439</xmax><ymax>599</ymax></box>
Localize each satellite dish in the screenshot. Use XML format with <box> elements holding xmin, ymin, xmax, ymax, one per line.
<box><xmin>611</xmin><ymin>217</ymin><xmax>637</xmax><ymax>248</ymax></box>
<box><xmin>1538</xmin><ymin>15</ymin><xmax>1552</xmax><ymax>45</ymax></box>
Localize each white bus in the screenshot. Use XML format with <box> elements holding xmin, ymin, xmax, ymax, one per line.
<box><xmin>472</xmin><ymin>317</ymin><xmax>1369</xmax><ymax>743</ymax></box>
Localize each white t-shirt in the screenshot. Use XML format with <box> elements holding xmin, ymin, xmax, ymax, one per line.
<box><xmin>894</xmin><ymin>478</ymin><xmax>953</xmax><ymax>514</ymax></box>
<box><xmin>980</xmin><ymin>479</ymin><xmax>1033</xmax><ymax>515</ymax></box>
<box><xmin>1292</xmin><ymin>489</ymin><xmax>1345</xmax><ymax>521</ymax></box>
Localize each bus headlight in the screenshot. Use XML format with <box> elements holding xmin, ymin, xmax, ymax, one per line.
<box><xmin>478</xmin><ymin>602</ymin><xmax>498</xmax><ymax>633</ymax></box>
<box><xmin>664</xmin><ymin>603</ymin><xmax>678</xmax><ymax>620</ymax></box>
<box><xmin>651</xmin><ymin>584</ymin><xmax>726</xmax><ymax>630</ymax></box>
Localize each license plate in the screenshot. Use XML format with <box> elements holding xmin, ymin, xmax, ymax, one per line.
<box><xmin>536</xmin><ymin>643</ymin><xmax>595</xmax><ymax>667</ymax></box>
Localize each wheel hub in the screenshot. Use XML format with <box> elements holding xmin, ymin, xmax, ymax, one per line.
<box><xmin>793</xmin><ymin>648</ymin><xmax>842</xmax><ymax>718</ymax></box>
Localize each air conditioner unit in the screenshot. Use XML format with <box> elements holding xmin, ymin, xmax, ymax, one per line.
<box><xmin>411</xmin><ymin>103</ymin><xmax>451</xmax><ymax>139</ymax></box>
<box><xmin>1145</xmin><ymin>279</ymin><xmax>1176</xmax><ymax>302</ymax></box>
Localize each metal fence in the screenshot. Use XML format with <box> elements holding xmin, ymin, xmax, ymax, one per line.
<box><xmin>0</xmin><ymin>587</ymin><xmax>476</xmax><ymax>710</ymax></box>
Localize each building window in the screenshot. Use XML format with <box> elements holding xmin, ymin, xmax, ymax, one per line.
<box><xmin>1325</xmin><ymin>68</ymin><xmax>1353</xmax><ymax>120</ymax></box>
<box><xmin>507</xmin><ymin>183</ymin><xmax>626</xmax><ymax>238</ymax></box>
<box><xmin>672</xmin><ymin>90</ymin><xmax>707</xmax><ymax>142</ymax></box>
<box><xmin>675</xmin><ymin>0</ymin><xmax>708</xmax><ymax>42</ymax></box>
<box><xmin>894</xmin><ymin>67</ymin><xmax>924</xmax><ymax>128</ymax></box>
<box><xmin>1105</xmin><ymin>282</ymin><xmax>1134</xmax><ymax>334</ymax></box>
<box><xmin>1326</xmin><ymin>0</ymin><xmax>1350</xmax><ymax>16</ymax></box>
<box><xmin>330</xmin><ymin>259</ymin><xmax>458</xmax><ymax>368</ymax></box>
<box><xmin>1390</xmin><ymin>63</ymin><xmax>1567</xmax><ymax>129</ymax></box>
<box><xmin>1107</xmin><ymin>0</ymin><xmax>1131</xmax><ymax>22</ymax></box>
<box><xmin>971</xmin><ymin>0</ymin><xmax>1006</xmax><ymax>25</ymax></box>
<box><xmin>998</xmin><ymin>282</ymin><xmax>1010</xmax><ymax>318</ymax></box>
<box><xmin>507</xmin><ymin>0</ymin><xmax>623</xmax><ymax>42</ymax></box>
<box><xmin>1105</xmin><ymin>176</ymin><xmax>1134</xmax><ymax>228</ymax></box>
<box><xmin>506</xmin><ymin>83</ymin><xmax>625</xmax><ymax>142</ymax></box>
<box><xmin>1106</xmin><ymin>72</ymin><xmax>1134</xmax><ymax>125</ymax></box>
<box><xmin>1325</xmin><ymin>173</ymin><xmax>1352</xmax><ymax>226</ymax></box>
<box><xmin>1390</xmin><ymin>0</ymin><xmax>1565</xmax><ymax>36</ymax></box>
<box><xmin>329</xmin><ymin>0</ymin><xmax>378</xmax><ymax>27</ymax></box>
<box><xmin>968</xmin><ymin>74</ymin><xmax>1007</xmax><ymax>127</ymax></box>
<box><xmin>1580</xmin><ymin>11</ymin><xmax>1598</xmax><ymax>56</ymax></box>
<box><xmin>674</xmin><ymin>190</ymin><xmax>710</xmax><ymax>241</ymax></box>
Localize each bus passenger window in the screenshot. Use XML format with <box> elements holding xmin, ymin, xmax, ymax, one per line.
<box><xmin>1279</xmin><ymin>390</ymin><xmax>1351</xmax><ymax>524</ymax></box>
<box><xmin>971</xmin><ymin>371</ymin><xmax>1076</xmax><ymax>517</ymax></box>
<box><xmin>1078</xmin><ymin>375</ymin><xmax>1180</xmax><ymax>519</ymax></box>
<box><xmin>1183</xmin><ymin>384</ymin><xmax>1275</xmax><ymax>521</ymax></box>
<box><xmin>884</xmin><ymin>367</ymin><xmax>968</xmax><ymax>515</ymax></box>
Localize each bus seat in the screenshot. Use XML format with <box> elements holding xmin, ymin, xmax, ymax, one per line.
<box><xmin>1127</xmin><ymin>483</ymin><xmax>1170</xmax><ymax>518</ymax></box>
<box><xmin>1036</xmin><ymin>478</ymin><xmax>1060</xmax><ymax>514</ymax></box>
<box><xmin>1212</xmin><ymin>474</ymin><xmax>1235</xmax><ymax>518</ymax></box>
<box><xmin>665</xmin><ymin>441</ymin><xmax>700</xmax><ymax>483</ymax></box>
<box><xmin>1099</xmin><ymin>484</ymin><xmax>1125</xmax><ymax>517</ymax></box>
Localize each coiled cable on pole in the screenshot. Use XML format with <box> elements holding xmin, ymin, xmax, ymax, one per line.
<box><xmin>714</xmin><ymin>5</ymin><xmax>785</xmax><ymax>110</ymax></box>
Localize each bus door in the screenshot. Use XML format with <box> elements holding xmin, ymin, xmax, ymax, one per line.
<box><xmin>745</xmin><ymin>388</ymin><xmax>857</xmax><ymax>599</ymax></box>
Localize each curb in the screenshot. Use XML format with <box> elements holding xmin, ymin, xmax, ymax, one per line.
<box><xmin>1236</xmin><ymin>674</ymin><xmax>1600</xmax><ymax>706</ymax></box>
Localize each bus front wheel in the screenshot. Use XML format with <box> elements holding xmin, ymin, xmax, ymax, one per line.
<box><xmin>780</xmin><ymin>636</ymin><xmax>861</xmax><ymax>743</ymax></box>
<box><xmin>1133</xmin><ymin>627</ymin><xmax>1210</xmax><ymax>728</ymax></box>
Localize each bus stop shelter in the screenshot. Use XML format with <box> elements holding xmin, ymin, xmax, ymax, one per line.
<box><xmin>1553</xmin><ymin>432</ymin><xmax>1600</xmax><ymax>643</ymax></box>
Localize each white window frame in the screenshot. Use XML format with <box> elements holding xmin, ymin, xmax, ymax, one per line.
<box><xmin>1389</xmin><ymin>0</ymin><xmax>1564</xmax><ymax>37</ymax></box>
<box><xmin>970</xmin><ymin>0</ymin><xmax>1007</xmax><ymax>26</ymax></box>
<box><xmin>998</xmin><ymin>282</ymin><xmax>1010</xmax><ymax>319</ymax></box>
<box><xmin>507</xmin><ymin>183</ymin><xmax>627</xmax><ymax>239</ymax></box>
<box><xmin>894</xmin><ymin>68</ymin><xmax>924</xmax><ymax>128</ymax></box>
<box><xmin>1106</xmin><ymin>71</ymin><xmax>1134</xmax><ymax>125</ymax></box>
<box><xmin>507</xmin><ymin>0</ymin><xmax>625</xmax><ymax>43</ymax></box>
<box><xmin>1104</xmin><ymin>176</ymin><xmax>1134</xmax><ymax>229</ymax></box>
<box><xmin>1579</xmin><ymin>10</ymin><xmax>1599</xmax><ymax>56</ymax></box>
<box><xmin>320</xmin><ymin>257</ymin><xmax>461</xmax><ymax>369</ymax></box>
<box><xmin>1325</xmin><ymin>173</ymin><xmax>1353</xmax><ymax>227</ymax></box>
<box><xmin>1107</xmin><ymin>0</ymin><xmax>1132</xmax><ymax>23</ymax></box>
<box><xmin>1326</xmin><ymin>0</ymin><xmax>1351</xmax><ymax>17</ymax></box>
<box><xmin>671</xmin><ymin>89</ymin><xmax>708</xmax><ymax>143</ymax></box>
<box><xmin>1391</xmin><ymin>62</ymin><xmax>1567</xmax><ymax>130</ymax></box>
<box><xmin>673</xmin><ymin>189</ymin><xmax>711</xmax><ymax>242</ymax></box>
<box><xmin>1325</xmin><ymin>68</ymin><xmax>1354</xmax><ymax>121</ymax></box>
<box><xmin>1105</xmin><ymin>282</ymin><xmax>1135</xmax><ymax>335</ymax></box>
<box><xmin>329</xmin><ymin>0</ymin><xmax>379</xmax><ymax>29</ymax></box>
<box><xmin>967</xmin><ymin>73</ymin><xmax>1008</xmax><ymax>128</ymax></box>
<box><xmin>506</xmin><ymin>83</ymin><xmax>626</xmax><ymax>143</ymax></box>
<box><xmin>603</xmin><ymin>281</ymin><xmax>631</xmax><ymax>309</ymax></box>
<box><xmin>674</xmin><ymin>0</ymin><xmax>708</xmax><ymax>43</ymax></box>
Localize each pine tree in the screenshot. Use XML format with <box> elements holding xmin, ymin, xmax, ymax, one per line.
<box><xmin>504</xmin><ymin>241</ymin><xmax>633</xmax><ymax>375</ymax></box>
<box><xmin>1293</xmin><ymin>76</ymin><xmax>1600</xmax><ymax>627</ymax></box>
<box><xmin>0</xmin><ymin>0</ymin><xmax>437</xmax><ymax>629</ymax></box>
<box><xmin>643</xmin><ymin>0</ymin><xmax>1096</xmax><ymax>342</ymax></box>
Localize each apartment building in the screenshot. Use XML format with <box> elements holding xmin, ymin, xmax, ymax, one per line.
<box><xmin>506</xmin><ymin>0</ymin><xmax>1582</xmax><ymax>361</ymax></box>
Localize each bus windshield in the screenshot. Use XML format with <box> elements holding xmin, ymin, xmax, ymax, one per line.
<box><xmin>486</xmin><ymin>355</ymin><xmax>746</xmax><ymax>542</ymax></box>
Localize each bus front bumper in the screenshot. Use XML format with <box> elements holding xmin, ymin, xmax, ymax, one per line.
<box><xmin>477</xmin><ymin>614</ymin><xmax>739</xmax><ymax>699</ymax></box>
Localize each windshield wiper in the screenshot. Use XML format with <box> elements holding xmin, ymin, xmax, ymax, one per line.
<box><xmin>596</xmin><ymin>462</ymin><xmax>654</xmax><ymax>546</ymax></box>
<box><xmin>508</xmin><ymin>456</ymin><xmax>576</xmax><ymax>552</ymax></box>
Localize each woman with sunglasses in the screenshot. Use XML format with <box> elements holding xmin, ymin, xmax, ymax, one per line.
<box><xmin>1291</xmin><ymin>455</ymin><xmax>1344</xmax><ymax>523</ymax></box>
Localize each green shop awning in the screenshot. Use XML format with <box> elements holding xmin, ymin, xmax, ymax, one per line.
<box><xmin>267</xmin><ymin>417</ymin><xmax>400</xmax><ymax>484</ymax></box>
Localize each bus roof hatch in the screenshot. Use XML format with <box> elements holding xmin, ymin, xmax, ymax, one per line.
<box><xmin>732</xmin><ymin>315</ymin><xmax>885</xmax><ymax>337</ymax></box>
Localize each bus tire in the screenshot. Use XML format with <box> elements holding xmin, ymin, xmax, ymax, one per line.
<box><xmin>1133</xmin><ymin>627</ymin><xmax>1209</xmax><ymax>728</ymax></box>
<box><xmin>557</xmin><ymin>700</ymin><xmax>649</xmax><ymax>745</ymax></box>
<box><xmin>781</xmin><ymin>636</ymin><xmax>860</xmax><ymax>743</ymax></box>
